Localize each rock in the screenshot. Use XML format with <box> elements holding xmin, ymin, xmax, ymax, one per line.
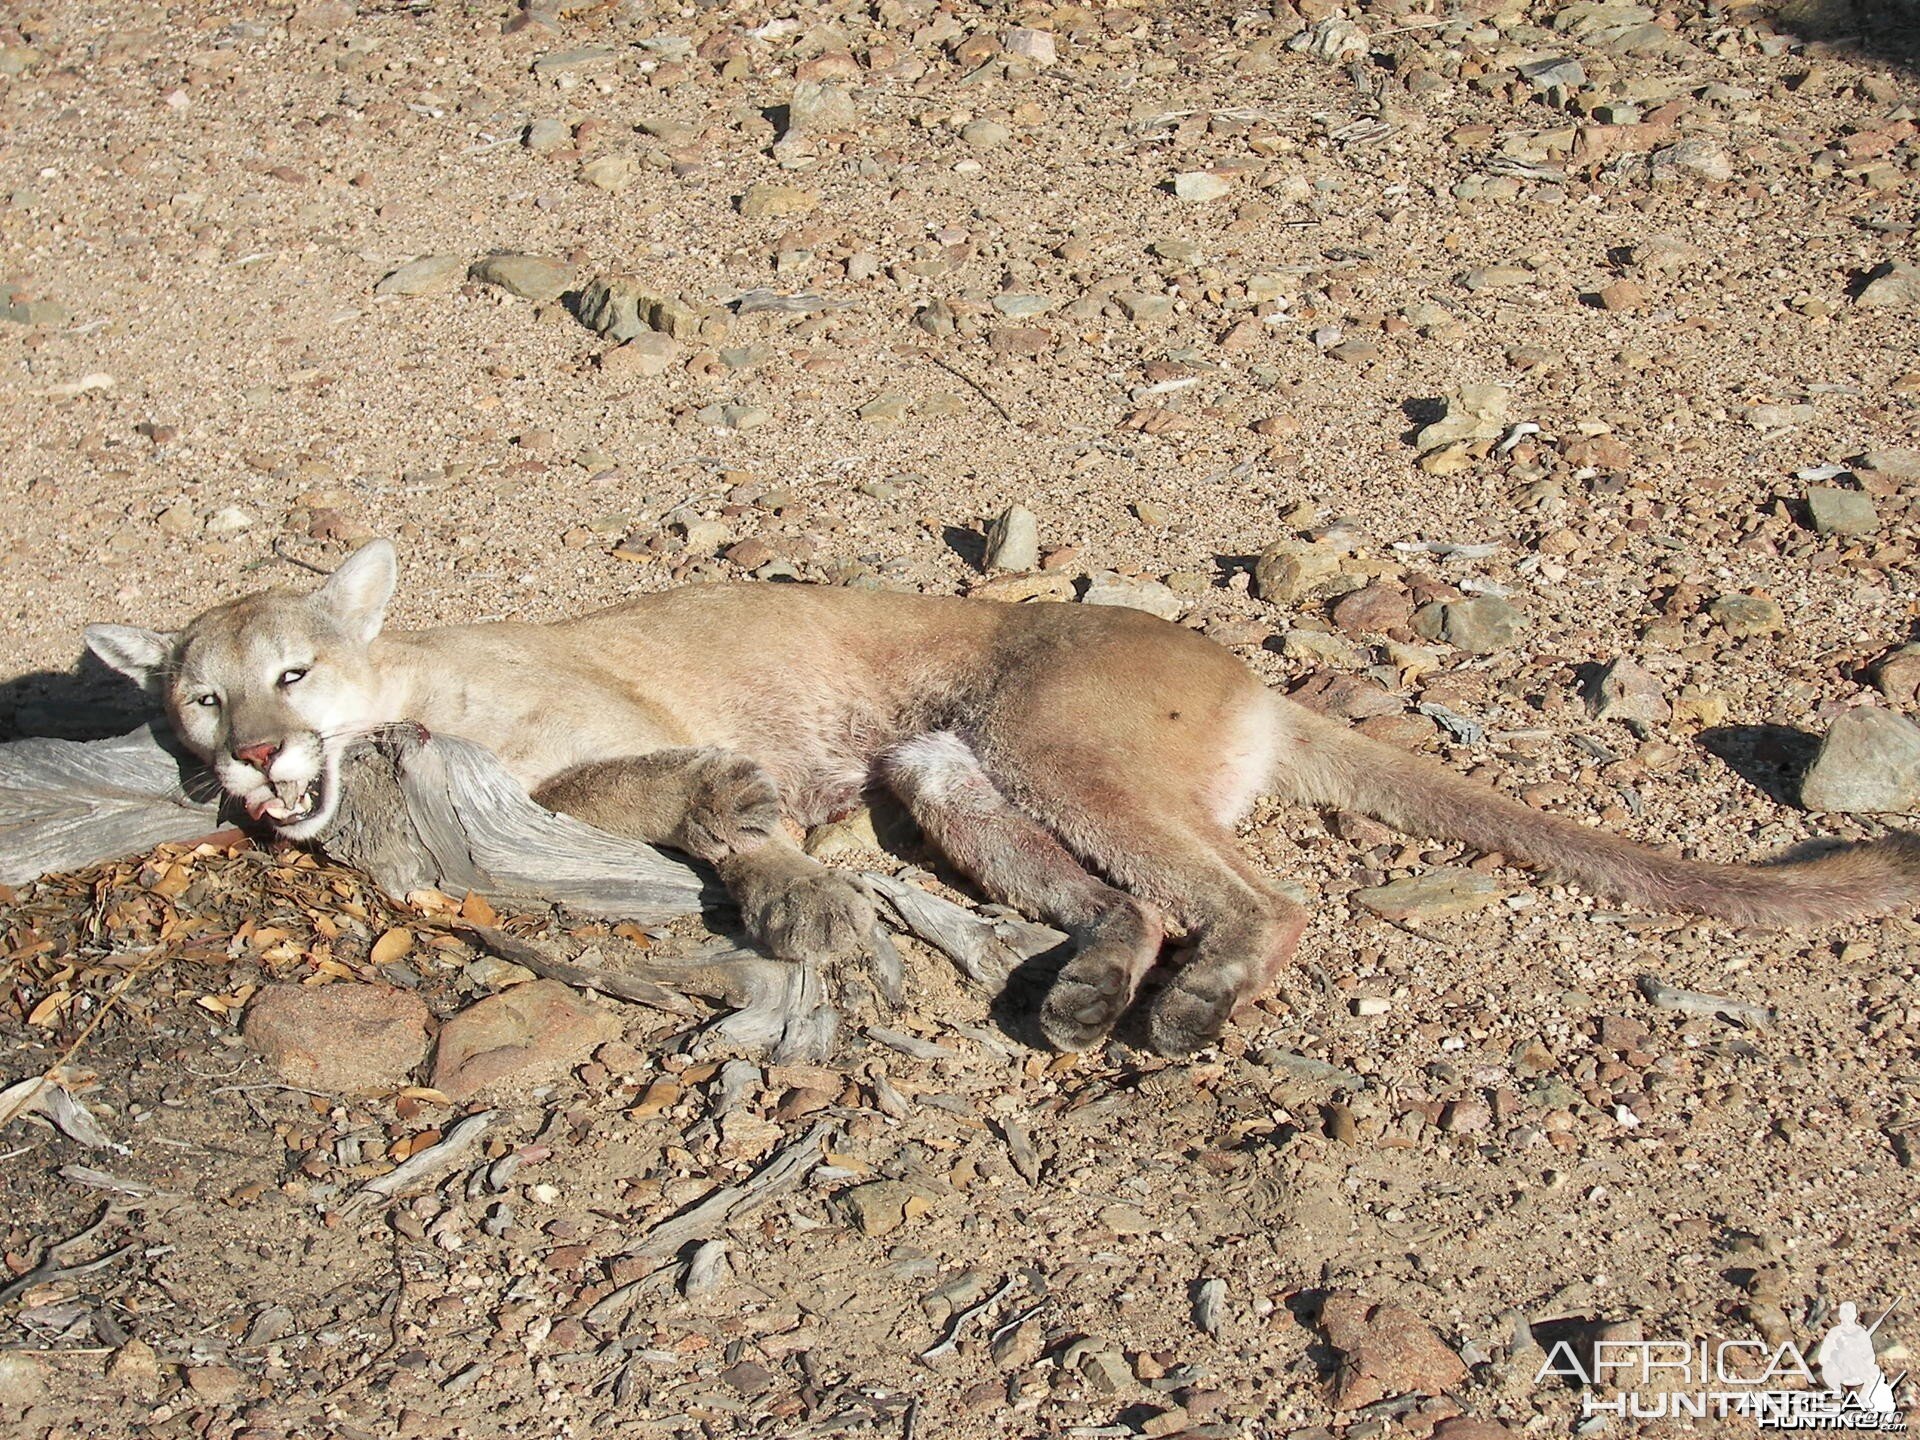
<box><xmin>1805</xmin><ymin>486</ymin><xmax>1877</xmax><ymax>535</ymax></box>
<box><xmin>1253</xmin><ymin>539</ymin><xmax>1342</xmax><ymax>604</ymax></box>
<box><xmin>531</xmin><ymin>46</ymin><xmax>617</xmax><ymax>76</ymax></box>
<box><xmin>1800</xmin><ymin>708</ymin><xmax>1920</xmax><ymax>814</ymax></box>
<box><xmin>373</xmin><ymin>255</ymin><xmax>465</xmax><ymax>296</ymax></box>
<box><xmin>184</xmin><ymin>1363</ymin><xmax>246</xmax><ymax>1404</ymax></box>
<box><xmin>969</xmin><ymin>572</ymin><xmax>1076</xmax><ymax>603</ymax></box>
<box><xmin>1289</xmin><ymin>15</ymin><xmax>1369</xmax><ymax>63</ymax></box>
<box><xmin>105</xmin><ymin>1338</ymin><xmax>159</xmax><ymax>1396</ymax></box>
<box><xmin>1856</xmin><ymin>448</ymin><xmax>1920</xmax><ymax>482</ymax></box>
<box><xmin>1319</xmin><ymin>1293</ymin><xmax>1468</xmax><ymax>1408</ymax></box>
<box><xmin>1413</xmin><ymin>596</ymin><xmax>1523</xmax><ymax>654</ymax></box>
<box><xmin>739</xmin><ymin>183</ymin><xmax>818</xmax><ymax>218</ymax></box>
<box><xmin>1857</xmin><ymin>262</ymin><xmax>1920</xmax><ymax>311</ymax></box>
<box><xmin>1461</xmin><ymin>265</ymin><xmax>1530</xmax><ymax>292</ymax></box>
<box><xmin>1078</xmin><ymin>1348</ymin><xmax>1135</xmax><ymax>1394</ymax></box>
<box><xmin>1003</xmin><ymin>27</ymin><xmax>1057</xmax><ymax>65</ymax></box>
<box><xmin>1650</xmin><ymin>137</ymin><xmax>1734</xmax><ymax>183</ymax></box>
<box><xmin>579</xmin><ymin>153</ymin><xmax>640</xmax><ymax>192</ymax></box>
<box><xmin>984</xmin><ymin>504</ymin><xmax>1040</xmax><ymax>572</ymax></box>
<box><xmin>1116</xmin><ymin>291</ymin><xmax>1174</xmax><ymax>324</ymax></box>
<box><xmin>1875</xmin><ymin>646</ymin><xmax>1920</xmax><ymax>707</ymax></box>
<box><xmin>841</xmin><ymin>1179</ymin><xmax>934</xmax><ymax>1236</ymax></box>
<box><xmin>0</xmin><ymin>1352</ymin><xmax>47</xmax><ymax>1407</ymax></box>
<box><xmin>961</xmin><ymin>119</ymin><xmax>1011</xmax><ymax>149</ymax></box>
<box><xmin>430</xmin><ymin>980</ymin><xmax>620</xmax><ymax>1101</ymax></box>
<box><xmin>204</xmin><ymin>506</ymin><xmax>255</xmax><ymax>536</ymax></box>
<box><xmin>1354</xmin><ymin>869</ymin><xmax>1505</xmax><ymax>922</ymax></box>
<box><xmin>468</xmin><ymin>253</ymin><xmax>576</xmax><ymax>302</ymax></box>
<box><xmin>1432</xmin><ymin>1421</ymin><xmax>1521</xmax><ymax>1440</ymax></box>
<box><xmin>1331</xmin><ymin>583</ymin><xmax>1411</xmax><ymax>637</ymax></box>
<box><xmin>1746</xmin><ymin>402</ymin><xmax>1815</xmax><ymax>429</ymax></box>
<box><xmin>1588</xmin><ymin>657</ymin><xmax>1669</xmax><ymax>727</ymax></box>
<box><xmin>600</xmin><ymin>331</ymin><xmax>680</xmax><ymax>377</ymax></box>
<box><xmin>1173</xmin><ymin>170</ymin><xmax>1232</xmax><ymax>202</ymax></box>
<box><xmin>857</xmin><ymin>393</ymin><xmax>912</xmax><ymax>424</ymax></box>
<box><xmin>1413</xmin><ymin>385</ymin><xmax>1509</xmax><ymax>454</ymax></box>
<box><xmin>243</xmin><ymin>983</ymin><xmax>430</xmax><ymax>1095</ymax></box>
<box><xmin>575</xmin><ymin>276</ymin><xmax>660</xmax><ymax>341</ymax></box>
<box><xmin>1518</xmin><ymin>56</ymin><xmax>1586</xmax><ymax>90</ymax></box>
<box><xmin>1082</xmin><ymin>573</ymin><xmax>1182</xmax><ymax>621</ymax></box>
<box><xmin>287</xmin><ymin>1</ymin><xmax>354</xmax><ymax>38</ymax></box>
<box><xmin>1596</xmin><ymin>278</ymin><xmax>1647</xmax><ymax>311</ymax></box>
<box><xmin>524</xmin><ymin>117</ymin><xmax>571</xmax><ymax>154</ymax></box>
<box><xmin>788</xmin><ymin>81</ymin><xmax>855</xmax><ymax>133</ymax></box>
<box><xmin>1708</xmin><ymin>592</ymin><xmax>1784</xmax><ymax>639</ymax></box>
<box><xmin>0</xmin><ymin>292</ymin><xmax>68</xmax><ymax>325</ymax></box>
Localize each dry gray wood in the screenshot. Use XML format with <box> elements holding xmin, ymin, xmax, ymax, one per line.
<box><xmin>624</xmin><ymin>1119</ymin><xmax>830</xmax><ymax>1259</ymax></box>
<box><xmin>0</xmin><ymin>724</ymin><xmax>219</xmax><ymax>886</ymax></box>
<box><xmin>0</xmin><ymin>725</ymin><xmax>1065</xmax><ymax>1057</ymax></box>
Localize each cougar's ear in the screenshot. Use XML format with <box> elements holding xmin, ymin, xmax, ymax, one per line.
<box><xmin>316</xmin><ymin>538</ymin><xmax>397</xmax><ymax>643</ymax></box>
<box><xmin>85</xmin><ymin>625</ymin><xmax>178</xmax><ymax>692</ymax></box>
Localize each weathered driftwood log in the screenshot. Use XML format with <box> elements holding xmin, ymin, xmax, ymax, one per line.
<box><xmin>0</xmin><ymin>724</ymin><xmax>1068</xmax><ymax>1058</ymax></box>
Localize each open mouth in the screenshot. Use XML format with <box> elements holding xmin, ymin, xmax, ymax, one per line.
<box><xmin>246</xmin><ymin>775</ymin><xmax>325</xmax><ymax>826</ymax></box>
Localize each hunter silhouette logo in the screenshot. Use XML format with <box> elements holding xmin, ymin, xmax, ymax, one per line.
<box><xmin>1535</xmin><ymin>1298</ymin><xmax>1909</xmax><ymax>1429</ymax></box>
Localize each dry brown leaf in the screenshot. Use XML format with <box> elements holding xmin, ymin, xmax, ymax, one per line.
<box><xmin>369</xmin><ymin>928</ymin><xmax>414</xmax><ymax>967</ymax></box>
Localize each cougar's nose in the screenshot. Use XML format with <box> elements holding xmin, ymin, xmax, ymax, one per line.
<box><xmin>233</xmin><ymin>741</ymin><xmax>280</xmax><ymax>773</ymax></box>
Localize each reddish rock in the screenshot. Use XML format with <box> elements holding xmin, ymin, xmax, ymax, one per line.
<box><xmin>243</xmin><ymin>984</ymin><xmax>430</xmax><ymax>1095</ymax></box>
<box><xmin>431</xmin><ymin>981</ymin><xmax>620</xmax><ymax>1100</ymax></box>
<box><xmin>1331</xmin><ymin>582</ymin><xmax>1413</xmax><ymax>637</ymax></box>
<box><xmin>1320</xmin><ymin>1293</ymin><xmax>1468</xmax><ymax>1409</ymax></box>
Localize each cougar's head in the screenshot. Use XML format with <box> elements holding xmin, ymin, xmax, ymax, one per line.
<box><xmin>86</xmin><ymin>540</ymin><xmax>398</xmax><ymax>840</ymax></box>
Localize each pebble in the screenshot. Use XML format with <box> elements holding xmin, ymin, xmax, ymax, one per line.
<box><xmin>373</xmin><ymin>255</ymin><xmax>465</xmax><ymax>296</ymax></box>
<box><xmin>1875</xmin><ymin>646</ymin><xmax>1920</xmax><ymax>708</ymax></box>
<box><xmin>739</xmin><ymin>182</ymin><xmax>819</xmax><ymax>218</ymax></box>
<box><xmin>1173</xmin><ymin>170</ymin><xmax>1232</xmax><ymax>202</ymax></box>
<box><xmin>857</xmin><ymin>393</ymin><xmax>912</xmax><ymax>424</ymax></box>
<box><xmin>184</xmin><ymin>1364</ymin><xmax>246</xmax><ymax>1404</ymax></box>
<box><xmin>580</xmin><ymin>154</ymin><xmax>640</xmax><ymax>192</ymax></box>
<box><xmin>105</xmin><ymin>1339</ymin><xmax>159</xmax><ymax>1397</ymax></box>
<box><xmin>1002</xmin><ymin>27</ymin><xmax>1057</xmax><ymax>66</ymax></box>
<box><xmin>1588</xmin><ymin>656</ymin><xmax>1669</xmax><ymax>727</ymax></box>
<box><xmin>1319</xmin><ymin>1293</ymin><xmax>1468</xmax><ymax>1409</ymax></box>
<box><xmin>1707</xmin><ymin>592</ymin><xmax>1784</xmax><ymax>638</ymax></box>
<box><xmin>1856</xmin><ymin>448</ymin><xmax>1920</xmax><ymax>483</ymax></box>
<box><xmin>984</xmin><ymin>503</ymin><xmax>1040</xmax><ymax>572</ymax></box>
<box><xmin>1117</xmin><ymin>291</ymin><xmax>1175</xmax><ymax>324</ymax></box>
<box><xmin>1800</xmin><ymin>708</ymin><xmax>1920</xmax><ymax>813</ymax></box>
<box><xmin>599</xmin><ymin>331</ymin><xmax>679</xmax><ymax>377</ymax></box>
<box><xmin>1461</xmin><ymin>264</ymin><xmax>1530</xmax><ymax>292</ymax></box>
<box><xmin>1253</xmin><ymin>538</ymin><xmax>1342</xmax><ymax>604</ymax></box>
<box><xmin>524</xmin><ymin>117</ymin><xmax>571</xmax><ymax>154</ymax></box>
<box><xmin>1081</xmin><ymin>572</ymin><xmax>1183</xmax><ymax>621</ymax></box>
<box><xmin>788</xmin><ymin>81</ymin><xmax>856</xmax><ymax>133</ymax></box>
<box><xmin>1413</xmin><ymin>595</ymin><xmax>1523</xmax><ymax>654</ymax></box>
<box><xmin>531</xmin><ymin>46</ymin><xmax>617</xmax><ymax>76</ymax></box>
<box><xmin>1805</xmin><ymin>486</ymin><xmax>1877</xmax><ymax>536</ymax></box>
<box><xmin>1414</xmin><ymin>385</ymin><xmax>1509</xmax><ymax>459</ymax></box>
<box><xmin>243</xmin><ymin>983</ymin><xmax>430</xmax><ymax>1095</ymax></box>
<box><xmin>961</xmin><ymin>119</ymin><xmax>1011</xmax><ymax>149</ymax></box>
<box><xmin>468</xmin><ymin>253</ymin><xmax>576</xmax><ymax>302</ymax></box>
<box><xmin>0</xmin><ymin>1353</ymin><xmax>47</xmax><ymax>1407</ymax></box>
<box><xmin>841</xmin><ymin>1179</ymin><xmax>933</xmax><ymax>1237</ymax></box>
<box><xmin>1856</xmin><ymin>262</ymin><xmax>1920</xmax><ymax>310</ymax></box>
<box><xmin>575</xmin><ymin>276</ymin><xmax>658</xmax><ymax>341</ymax></box>
<box><xmin>1354</xmin><ymin>868</ymin><xmax>1506</xmax><ymax>922</ymax></box>
<box><xmin>430</xmin><ymin>980</ymin><xmax>620</xmax><ymax>1100</ymax></box>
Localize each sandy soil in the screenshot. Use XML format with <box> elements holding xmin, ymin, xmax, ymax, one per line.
<box><xmin>1</xmin><ymin>0</ymin><xmax>1918</xmax><ymax>1436</ymax></box>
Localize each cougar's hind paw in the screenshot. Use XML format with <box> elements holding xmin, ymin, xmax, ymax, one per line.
<box><xmin>1037</xmin><ymin>954</ymin><xmax>1133</xmax><ymax>1052</ymax></box>
<box><xmin>1144</xmin><ymin>975</ymin><xmax>1234</xmax><ymax>1058</ymax></box>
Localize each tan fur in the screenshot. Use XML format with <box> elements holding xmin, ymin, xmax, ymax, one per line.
<box><xmin>87</xmin><ymin>541</ymin><xmax>1920</xmax><ymax>1055</ymax></box>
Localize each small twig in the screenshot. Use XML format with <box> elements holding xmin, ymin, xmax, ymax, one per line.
<box><xmin>0</xmin><ymin>1203</ymin><xmax>134</xmax><ymax>1306</ymax></box>
<box><xmin>624</xmin><ymin>1120</ymin><xmax>828</xmax><ymax>1259</ymax></box>
<box><xmin>921</xmin><ymin>1276</ymin><xmax>1017</xmax><ymax>1363</ymax></box>
<box><xmin>917</xmin><ymin>350</ymin><xmax>1014</xmax><ymax>425</ymax></box>
<box><xmin>458</xmin><ymin>925</ymin><xmax>703</xmax><ymax>1018</ymax></box>
<box><xmin>344</xmin><ymin>1110</ymin><xmax>496</xmax><ymax>1214</ymax></box>
<box><xmin>270</xmin><ymin>535</ymin><xmax>334</xmax><ymax>576</ymax></box>
<box><xmin>1637</xmin><ymin>974</ymin><xmax>1771</xmax><ymax>1027</ymax></box>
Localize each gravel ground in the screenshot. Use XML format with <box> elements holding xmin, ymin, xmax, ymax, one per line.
<box><xmin>1</xmin><ymin>1</ymin><xmax>1918</xmax><ymax>1437</ymax></box>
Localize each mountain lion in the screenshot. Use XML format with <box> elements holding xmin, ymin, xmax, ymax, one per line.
<box><xmin>85</xmin><ymin>540</ymin><xmax>1920</xmax><ymax>1056</ymax></box>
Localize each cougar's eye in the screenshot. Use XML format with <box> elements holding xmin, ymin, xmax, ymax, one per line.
<box><xmin>278</xmin><ymin>667</ymin><xmax>309</xmax><ymax>688</ymax></box>
<box><xmin>193</xmin><ymin>694</ymin><xmax>220</xmax><ymax>709</ymax></box>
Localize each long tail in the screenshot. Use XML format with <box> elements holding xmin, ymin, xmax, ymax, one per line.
<box><xmin>1270</xmin><ymin>699</ymin><xmax>1920</xmax><ymax>927</ymax></box>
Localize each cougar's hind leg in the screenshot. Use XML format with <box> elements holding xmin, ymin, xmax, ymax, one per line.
<box><xmin>962</xmin><ymin>733</ymin><xmax>1308</xmax><ymax>1057</ymax></box>
<box><xmin>879</xmin><ymin>733</ymin><xmax>1163</xmax><ymax>1051</ymax></box>
<box><xmin>536</xmin><ymin>749</ymin><xmax>876</xmax><ymax>967</ymax></box>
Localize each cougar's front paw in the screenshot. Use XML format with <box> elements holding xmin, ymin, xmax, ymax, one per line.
<box><xmin>679</xmin><ymin>756</ymin><xmax>784</xmax><ymax>856</ymax></box>
<box><xmin>742</xmin><ymin>870</ymin><xmax>877</xmax><ymax>966</ymax></box>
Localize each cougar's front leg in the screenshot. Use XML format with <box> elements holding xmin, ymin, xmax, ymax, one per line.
<box><xmin>534</xmin><ymin>750</ymin><xmax>875</xmax><ymax>966</ymax></box>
